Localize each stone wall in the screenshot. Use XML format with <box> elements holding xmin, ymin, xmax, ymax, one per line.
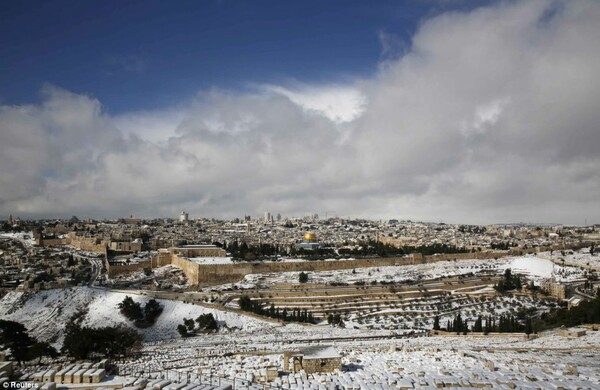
<box><xmin>37</xmin><ymin>238</ymin><xmax>67</xmax><ymax>247</ymax></box>
<box><xmin>106</xmin><ymin>259</ymin><xmax>152</xmax><ymax>277</ymax></box>
<box><xmin>302</xmin><ymin>357</ymin><xmax>341</xmax><ymax>374</ymax></box>
<box><xmin>173</xmin><ymin>255</ymin><xmax>419</xmax><ymax>286</ymax></box>
<box><xmin>178</xmin><ymin>250</ymin><xmax>511</xmax><ymax>285</ymax></box>
<box><xmin>167</xmin><ymin>242</ymin><xmax>591</xmax><ymax>286</ymax></box>
<box><xmin>66</xmin><ymin>233</ymin><xmax>108</xmax><ymax>254</ymax></box>
<box><xmin>109</xmin><ymin>241</ymin><xmax>142</xmax><ymax>252</ymax></box>
<box><xmin>172</xmin><ymin>246</ymin><xmax>227</xmax><ymax>257</ymax></box>
<box><xmin>151</xmin><ymin>250</ymin><xmax>173</xmax><ymax>267</ymax></box>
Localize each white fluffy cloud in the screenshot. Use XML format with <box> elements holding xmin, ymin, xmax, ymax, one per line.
<box><xmin>1</xmin><ymin>0</ymin><xmax>599</xmax><ymax>224</ymax></box>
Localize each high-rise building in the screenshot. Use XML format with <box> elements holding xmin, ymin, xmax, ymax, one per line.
<box><xmin>264</xmin><ymin>211</ymin><xmax>271</xmax><ymax>222</ymax></box>
<box><xmin>179</xmin><ymin>211</ymin><xmax>189</xmax><ymax>222</ymax></box>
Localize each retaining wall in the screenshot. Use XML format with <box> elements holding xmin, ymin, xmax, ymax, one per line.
<box><xmin>167</xmin><ymin>242</ymin><xmax>591</xmax><ymax>286</ymax></box>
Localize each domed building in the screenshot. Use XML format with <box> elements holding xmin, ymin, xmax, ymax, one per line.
<box><xmin>295</xmin><ymin>231</ymin><xmax>321</xmax><ymax>251</ymax></box>
<box><xmin>303</xmin><ymin>232</ymin><xmax>317</xmax><ymax>242</ymax></box>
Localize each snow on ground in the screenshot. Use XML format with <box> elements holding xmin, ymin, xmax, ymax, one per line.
<box><xmin>0</xmin><ymin>232</ymin><xmax>36</xmax><ymax>247</ymax></box>
<box><xmin>539</xmin><ymin>246</ymin><xmax>600</xmax><ymax>270</ymax></box>
<box><xmin>214</xmin><ymin>258</ymin><xmax>507</xmax><ymax>291</ymax></box>
<box><xmin>0</xmin><ymin>287</ymin><xmax>277</xmax><ymax>347</ymax></box>
<box><xmin>113</xmin><ymin>330</ymin><xmax>600</xmax><ymax>389</ymax></box>
<box><xmin>209</xmin><ymin>252</ymin><xmax>590</xmax><ymax>291</ymax></box>
<box><xmin>188</xmin><ymin>256</ymin><xmax>233</xmax><ymax>264</ymax></box>
<box><xmin>509</xmin><ymin>256</ymin><xmax>555</xmax><ymax>278</ymax></box>
<box><xmin>102</xmin><ymin>265</ymin><xmax>190</xmax><ymax>290</ymax></box>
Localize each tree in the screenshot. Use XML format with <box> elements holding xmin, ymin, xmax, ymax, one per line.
<box><xmin>524</xmin><ymin>318</ymin><xmax>533</xmax><ymax>335</ymax></box>
<box><xmin>61</xmin><ymin>320</ymin><xmax>141</xmax><ymax>359</ymax></box>
<box><xmin>299</xmin><ymin>272</ymin><xmax>309</xmax><ymax>283</ymax></box>
<box><xmin>143</xmin><ymin>299</ymin><xmax>163</xmax><ymax>326</ymax></box>
<box><xmin>195</xmin><ymin>313</ymin><xmax>218</xmax><ymax>331</ymax></box>
<box><xmin>327</xmin><ymin>313</ymin><xmax>334</xmax><ymax>325</ymax></box>
<box><xmin>118</xmin><ymin>296</ymin><xmax>143</xmax><ymax>322</ymax></box>
<box><xmin>28</xmin><ymin>341</ymin><xmax>58</xmax><ymax>363</ymax></box>
<box><xmin>329</xmin><ymin>313</ymin><xmax>345</xmax><ymax>327</ymax></box>
<box><xmin>183</xmin><ymin>318</ymin><xmax>195</xmax><ymax>331</ymax></box>
<box><xmin>119</xmin><ymin>297</ymin><xmax>163</xmax><ymax>328</ymax></box>
<box><xmin>0</xmin><ymin>320</ymin><xmax>34</xmax><ymax>365</ymax></box>
<box><xmin>238</xmin><ymin>295</ymin><xmax>253</xmax><ymax>311</ymax></box>
<box><xmin>95</xmin><ymin>326</ymin><xmax>142</xmax><ymax>358</ymax></box>
<box><xmin>433</xmin><ymin>316</ymin><xmax>440</xmax><ymax>331</ymax></box>
<box><xmin>495</xmin><ymin>268</ymin><xmax>523</xmax><ymax>292</ymax></box>
<box><xmin>453</xmin><ymin>313</ymin><xmax>463</xmax><ymax>333</ymax></box>
<box><xmin>177</xmin><ymin>324</ymin><xmax>189</xmax><ymax>338</ymax></box>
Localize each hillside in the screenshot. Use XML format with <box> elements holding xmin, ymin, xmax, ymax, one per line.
<box><xmin>0</xmin><ymin>287</ymin><xmax>275</xmax><ymax>348</ymax></box>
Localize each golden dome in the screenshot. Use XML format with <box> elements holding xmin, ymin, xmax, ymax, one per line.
<box><xmin>303</xmin><ymin>232</ymin><xmax>317</xmax><ymax>241</ymax></box>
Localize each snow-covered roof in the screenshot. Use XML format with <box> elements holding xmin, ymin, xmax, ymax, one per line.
<box><xmin>300</xmin><ymin>345</ymin><xmax>340</xmax><ymax>359</ymax></box>
<box><xmin>187</xmin><ymin>257</ymin><xmax>233</xmax><ymax>265</ymax></box>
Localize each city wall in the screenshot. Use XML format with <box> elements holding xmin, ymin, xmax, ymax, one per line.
<box><xmin>105</xmin><ymin>259</ymin><xmax>152</xmax><ymax>277</ymax></box>
<box><xmin>65</xmin><ymin>233</ymin><xmax>108</xmax><ymax>253</ymax></box>
<box><xmin>37</xmin><ymin>238</ymin><xmax>67</xmax><ymax>247</ymax></box>
<box><xmin>167</xmin><ymin>242</ymin><xmax>592</xmax><ymax>286</ymax></box>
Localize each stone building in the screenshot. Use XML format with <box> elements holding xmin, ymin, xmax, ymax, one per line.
<box><xmin>283</xmin><ymin>346</ymin><xmax>341</xmax><ymax>374</ymax></box>
<box><xmin>109</xmin><ymin>239</ymin><xmax>143</xmax><ymax>252</ymax></box>
<box><xmin>541</xmin><ymin>281</ymin><xmax>567</xmax><ymax>300</ymax></box>
<box><xmin>560</xmin><ymin>327</ymin><xmax>587</xmax><ymax>337</ymax></box>
<box><xmin>171</xmin><ymin>244</ymin><xmax>227</xmax><ymax>258</ymax></box>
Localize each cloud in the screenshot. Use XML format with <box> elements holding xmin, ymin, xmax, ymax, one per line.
<box><xmin>377</xmin><ymin>30</ymin><xmax>408</xmax><ymax>60</ymax></box>
<box><xmin>262</xmin><ymin>84</ymin><xmax>367</xmax><ymax>124</ymax></box>
<box><xmin>1</xmin><ymin>0</ymin><xmax>599</xmax><ymax>224</ymax></box>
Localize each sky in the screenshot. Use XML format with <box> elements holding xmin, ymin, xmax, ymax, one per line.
<box><xmin>1</xmin><ymin>0</ymin><xmax>599</xmax><ymax>224</ymax></box>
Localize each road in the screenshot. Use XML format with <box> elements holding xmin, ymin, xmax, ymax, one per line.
<box><xmin>73</xmin><ymin>253</ymin><xmax>103</xmax><ymax>287</ymax></box>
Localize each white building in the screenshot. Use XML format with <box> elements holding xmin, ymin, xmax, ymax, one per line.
<box><xmin>179</xmin><ymin>211</ymin><xmax>189</xmax><ymax>222</ymax></box>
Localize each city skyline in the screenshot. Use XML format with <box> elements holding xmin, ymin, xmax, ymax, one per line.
<box><xmin>1</xmin><ymin>0</ymin><xmax>599</xmax><ymax>225</ymax></box>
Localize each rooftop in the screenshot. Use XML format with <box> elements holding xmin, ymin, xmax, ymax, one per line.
<box><xmin>187</xmin><ymin>257</ymin><xmax>233</xmax><ymax>265</ymax></box>
<box><xmin>300</xmin><ymin>345</ymin><xmax>340</xmax><ymax>360</ymax></box>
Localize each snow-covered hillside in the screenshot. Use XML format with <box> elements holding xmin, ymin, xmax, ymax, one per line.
<box><xmin>0</xmin><ymin>287</ymin><xmax>276</xmax><ymax>347</ymax></box>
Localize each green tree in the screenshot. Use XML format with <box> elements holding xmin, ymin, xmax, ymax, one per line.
<box><xmin>524</xmin><ymin>318</ymin><xmax>533</xmax><ymax>335</ymax></box>
<box><xmin>238</xmin><ymin>295</ymin><xmax>253</xmax><ymax>311</ymax></box>
<box><xmin>195</xmin><ymin>313</ymin><xmax>218</xmax><ymax>331</ymax></box>
<box><xmin>177</xmin><ymin>324</ymin><xmax>189</xmax><ymax>338</ymax></box>
<box><xmin>183</xmin><ymin>317</ymin><xmax>195</xmax><ymax>331</ymax></box>
<box><xmin>61</xmin><ymin>321</ymin><xmax>141</xmax><ymax>359</ymax></box>
<box><xmin>27</xmin><ymin>341</ymin><xmax>58</xmax><ymax>363</ymax></box>
<box><xmin>327</xmin><ymin>313</ymin><xmax>334</xmax><ymax>324</ymax></box>
<box><xmin>299</xmin><ymin>272</ymin><xmax>309</xmax><ymax>283</ymax></box>
<box><xmin>0</xmin><ymin>320</ymin><xmax>34</xmax><ymax>365</ymax></box>
<box><xmin>118</xmin><ymin>296</ymin><xmax>143</xmax><ymax>322</ymax></box>
<box><xmin>143</xmin><ymin>299</ymin><xmax>163</xmax><ymax>326</ymax></box>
